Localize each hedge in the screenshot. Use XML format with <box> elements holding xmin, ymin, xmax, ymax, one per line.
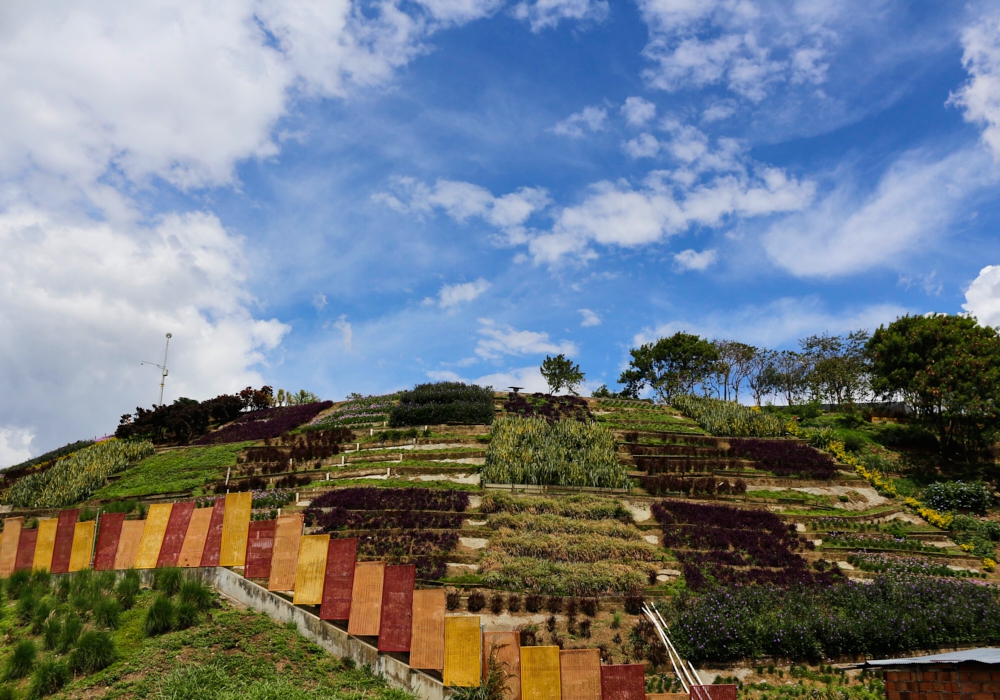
<box><xmin>388</xmin><ymin>382</ymin><xmax>494</xmax><ymax>427</ymax></box>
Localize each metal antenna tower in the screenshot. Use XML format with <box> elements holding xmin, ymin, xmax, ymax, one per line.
<box><xmin>141</xmin><ymin>333</ymin><xmax>172</xmax><ymax>407</ymax></box>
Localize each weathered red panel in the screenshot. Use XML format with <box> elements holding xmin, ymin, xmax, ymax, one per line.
<box><xmin>199</xmin><ymin>498</ymin><xmax>226</xmax><ymax>567</ymax></box>
<box><xmin>691</xmin><ymin>685</ymin><xmax>737</xmax><ymax>700</ymax></box>
<box><xmin>600</xmin><ymin>664</ymin><xmax>646</xmax><ymax>700</ymax></box>
<box><xmin>378</xmin><ymin>564</ymin><xmax>415</xmax><ymax>652</ymax></box>
<box><xmin>244</xmin><ymin>520</ymin><xmax>276</xmax><ymax>579</ymax></box>
<box><xmin>157</xmin><ymin>501</ymin><xmax>195</xmax><ymax>568</ymax></box>
<box><xmin>320</xmin><ymin>537</ymin><xmax>357</xmax><ymax>621</ymax></box>
<box><xmin>93</xmin><ymin>513</ymin><xmax>125</xmax><ymax>571</ymax></box>
<box><xmin>50</xmin><ymin>509</ymin><xmax>79</xmax><ymax>574</ymax></box>
<box><xmin>15</xmin><ymin>529</ymin><xmax>37</xmax><ymax>572</ymax></box>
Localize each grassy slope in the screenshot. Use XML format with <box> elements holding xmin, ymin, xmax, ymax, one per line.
<box><xmin>92</xmin><ymin>443</ymin><xmax>253</xmax><ymax>500</ymax></box>
<box><xmin>0</xmin><ymin>589</ymin><xmax>411</xmax><ymax>700</ymax></box>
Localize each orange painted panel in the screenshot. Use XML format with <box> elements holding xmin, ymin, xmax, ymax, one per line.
<box><xmin>559</xmin><ymin>649</ymin><xmax>601</xmax><ymax>700</ymax></box>
<box><xmin>114</xmin><ymin>520</ymin><xmax>145</xmax><ymax>570</ymax></box>
<box><xmin>33</xmin><ymin>518</ymin><xmax>58</xmax><ymax>572</ymax></box>
<box><xmin>443</xmin><ymin>616</ymin><xmax>481</xmax><ymax>687</ymax></box>
<box><xmin>219</xmin><ymin>491</ymin><xmax>253</xmax><ymax>567</ymax></box>
<box><xmin>521</xmin><ymin>646</ymin><xmax>561</xmax><ymax>700</ymax></box>
<box><xmin>484</xmin><ymin>631</ymin><xmax>521</xmax><ymax>700</ymax></box>
<box><xmin>69</xmin><ymin>521</ymin><xmax>95</xmax><ymax>572</ymax></box>
<box><xmin>268</xmin><ymin>514</ymin><xmax>303</xmax><ymax>591</ymax></box>
<box><xmin>177</xmin><ymin>508</ymin><xmax>213</xmax><ymax>567</ymax></box>
<box><xmin>0</xmin><ymin>517</ymin><xmax>24</xmax><ymax>577</ymax></box>
<box><xmin>292</xmin><ymin>535</ymin><xmax>329</xmax><ymax>605</ymax></box>
<box><xmin>347</xmin><ymin>561</ymin><xmax>385</xmax><ymax>637</ymax></box>
<box><xmin>410</xmin><ymin>589</ymin><xmax>446</xmax><ymax>670</ymax></box>
<box><xmin>135</xmin><ymin>504</ymin><xmax>172</xmax><ymax>569</ymax></box>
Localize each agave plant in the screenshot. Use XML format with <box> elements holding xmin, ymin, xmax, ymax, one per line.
<box><xmin>673</xmin><ymin>395</ymin><xmax>786</xmax><ymax>437</ymax></box>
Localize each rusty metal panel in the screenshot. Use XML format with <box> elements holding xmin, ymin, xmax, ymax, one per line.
<box><xmin>347</xmin><ymin>561</ymin><xmax>385</xmax><ymax>637</ymax></box>
<box><xmin>690</xmin><ymin>686</ymin><xmax>735</xmax><ymax>700</ymax></box>
<box><xmin>378</xmin><ymin>564</ymin><xmax>416</xmax><ymax>653</ymax></box>
<box><xmin>199</xmin><ymin>499</ymin><xmax>226</xmax><ymax>567</ymax></box>
<box><xmin>0</xmin><ymin>517</ymin><xmax>24</xmax><ymax>577</ymax></box>
<box><xmin>68</xmin><ymin>522</ymin><xmax>95</xmax><ymax>572</ymax></box>
<box><xmin>268</xmin><ymin>513</ymin><xmax>303</xmax><ymax>591</ymax></box>
<box><xmin>50</xmin><ymin>509</ymin><xmax>79</xmax><ymax>574</ymax></box>
<box><xmin>33</xmin><ymin>518</ymin><xmax>58</xmax><ymax>572</ymax></box>
<box><xmin>443</xmin><ymin>616</ymin><xmax>481</xmax><ymax>687</ymax></box>
<box><xmin>484</xmin><ymin>631</ymin><xmax>521</xmax><ymax>700</ymax></box>
<box><xmin>521</xmin><ymin>646</ymin><xmax>561</xmax><ymax>700</ymax></box>
<box><xmin>135</xmin><ymin>503</ymin><xmax>172</xmax><ymax>569</ymax></box>
<box><xmin>93</xmin><ymin>513</ymin><xmax>125</xmax><ymax>571</ymax></box>
<box><xmin>559</xmin><ymin>649</ymin><xmax>601</xmax><ymax>700</ymax></box>
<box><xmin>177</xmin><ymin>508</ymin><xmax>212</xmax><ymax>567</ymax></box>
<box><xmin>15</xmin><ymin>528</ymin><xmax>37</xmax><ymax>572</ymax></box>
<box><xmin>292</xmin><ymin>534</ymin><xmax>329</xmax><ymax>605</ymax></box>
<box><xmin>156</xmin><ymin>501</ymin><xmax>194</xmax><ymax>568</ymax></box>
<box><xmin>319</xmin><ymin>537</ymin><xmax>357</xmax><ymax>621</ymax></box>
<box><xmin>409</xmin><ymin>589</ymin><xmax>446</xmax><ymax>670</ymax></box>
<box><xmin>219</xmin><ymin>491</ymin><xmax>253</xmax><ymax>567</ymax></box>
<box><xmin>114</xmin><ymin>520</ymin><xmax>145</xmax><ymax>570</ymax></box>
<box><xmin>600</xmin><ymin>664</ymin><xmax>646</xmax><ymax>700</ymax></box>
<box><xmin>646</xmin><ymin>694</ymin><xmax>690</xmax><ymax>700</ymax></box>
<box><xmin>244</xmin><ymin>520</ymin><xmax>276</xmax><ymax>579</ymax></box>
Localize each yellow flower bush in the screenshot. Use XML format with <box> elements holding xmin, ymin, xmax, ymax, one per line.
<box><xmin>984</xmin><ymin>558</ymin><xmax>996</xmax><ymax>572</ymax></box>
<box><xmin>786</xmin><ymin>421</ymin><xmax>898</xmax><ymax>497</ymax></box>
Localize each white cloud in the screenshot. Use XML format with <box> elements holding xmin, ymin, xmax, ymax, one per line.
<box><xmin>674</xmin><ymin>248</ymin><xmax>718</xmax><ymax>271</ymax></box>
<box><xmin>950</xmin><ymin>14</ymin><xmax>1000</xmax><ymax>160</ymax></box>
<box><xmin>313</xmin><ymin>293</ymin><xmax>328</xmax><ymax>311</ymax></box>
<box><xmin>476</xmin><ymin>319</ymin><xmax>578</xmax><ymax>360</ymax></box>
<box><xmin>623</xmin><ymin>133</ymin><xmax>662</xmax><ymax>159</ymax></box>
<box><xmin>428</xmin><ymin>365</ymin><xmax>551</xmax><ymax>392</ymax></box>
<box><xmin>0</xmin><ymin>428</ymin><xmax>35</xmax><ymax>470</ymax></box>
<box><xmin>579</xmin><ymin>309</ymin><xmax>602</xmax><ymax>327</ymax></box>
<box><xmin>333</xmin><ymin>315</ymin><xmax>354</xmax><ymax>351</ymax></box>
<box><xmin>622</xmin><ymin>97</ymin><xmax>657</xmax><ymax>126</ymax></box>
<box><xmin>552</xmin><ymin>107</ymin><xmax>608</xmax><ymax>138</ymax></box>
<box><xmin>414</xmin><ymin>0</ymin><xmax>504</xmax><ymax>25</ymax></box>
<box><xmin>763</xmin><ymin>147</ymin><xmax>993</xmax><ymax>277</ymax></box>
<box><xmin>512</xmin><ymin>0</ymin><xmax>609</xmax><ymax>31</ymax></box>
<box><xmin>963</xmin><ymin>265</ymin><xmax>1000</xmax><ymax>328</ymax></box>
<box><xmin>438</xmin><ymin>279</ymin><xmax>491</xmax><ymax>308</ymax></box>
<box><xmin>702</xmin><ymin>101</ymin><xmax>737</xmax><ymax>122</ymax></box>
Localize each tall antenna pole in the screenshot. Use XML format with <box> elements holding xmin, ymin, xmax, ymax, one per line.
<box><xmin>141</xmin><ymin>333</ymin><xmax>172</xmax><ymax>407</ymax></box>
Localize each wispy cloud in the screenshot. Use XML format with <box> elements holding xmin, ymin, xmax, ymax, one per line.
<box><xmin>552</xmin><ymin>106</ymin><xmax>608</xmax><ymax>138</ymax></box>
<box><xmin>579</xmin><ymin>308</ymin><xmax>602</xmax><ymax>327</ymax></box>
<box><xmin>476</xmin><ymin>319</ymin><xmax>578</xmax><ymax>359</ymax></box>
<box><xmin>432</xmin><ymin>278</ymin><xmax>491</xmax><ymax>309</ymax></box>
<box><xmin>674</xmin><ymin>248</ymin><xmax>718</xmax><ymax>272</ymax></box>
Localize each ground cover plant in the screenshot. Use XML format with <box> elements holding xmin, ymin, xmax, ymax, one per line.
<box><xmin>482</xmin><ymin>416</ymin><xmax>627</xmax><ymax>488</ymax></box>
<box><xmin>389</xmin><ymin>382</ymin><xmax>495</xmax><ymax>427</ymax></box>
<box><xmin>306</xmin><ymin>486</ymin><xmax>469</xmax><ymax>512</ymax></box>
<box><xmin>480</xmin><ymin>492</ymin><xmax>632</xmax><ymax>522</ymax></box>
<box><xmin>307</xmin><ymin>508</ymin><xmax>464</xmax><ymax>531</ymax></box>
<box><xmin>344</xmin><ymin>531</ymin><xmax>457</xmax><ymax>579</ymax></box>
<box><xmin>632</xmin><ymin>456</ymin><xmax>743</xmax><ymax>474</ymax></box>
<box><xmin>950</xmin><ymin>515</ymin><xmax>1000</xmax><ymax>557</ymax></box>
<box><xmin>846</xmin><ymin>552</ymin><xmax>983</xmax><ymax>578</ymax></box>
<box><xmin>193</xmin><ymin>402</ymin><xmax>334</xmax><ymax>445</ymax></box>
<box><xmin>4</xmin><ymin>440</ymin><xmax>155</xmax><ymax>509</ymax></box>
<box><xmin>240</xmin><ymin>428</ymin><xmax>355</xmax><ymax>470</ymax></box>
<box><xmin>674</xmin><ymin>395</ymin><xmax>786</xmax><ymax>437</ymax></box>
<box><xmin>94</xmin><ymin>442</ymin><xmax>251</xmax><ymax>500</ymax></box>
<box><xmin>727</xmin><ymin>439</ymin><xmax>837</xmax><ymax>478</ymax></box>
<box><xmin>639</xmin><ymin>475</ymin><xmax>747</xmax><ymax>497</ymax></box>
<box><xmin>821</xmin><ymin>532</ymin><xmax>939</xmax><ymax>552</ymax></box>
<box><xmin>309</xmin><ymin>392</ymin><xmax>399</xmax><ymax>429</ymax></box>
<box><xmin>502</xmin><ymin>392</ymin><xmax>593</xmax><ymax>423</ymax></box>
<box><xmin>923</xmin><ymin>481</ymin><xmax>992</xmax><ymax>514</ymax></box>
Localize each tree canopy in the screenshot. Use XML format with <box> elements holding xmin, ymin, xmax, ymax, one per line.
<box><xmin>540</xmin><ymin>354</ymin><xmax>585</xmax><ymax>395</ymax></box>
<box><xmin>618</xmin><ymin>332</ymin><xmax>719</xmax><ymax>403</ymax></box>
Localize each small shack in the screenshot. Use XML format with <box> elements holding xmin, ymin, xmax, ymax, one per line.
<box><xmin>864</xmin><ymin>648</ymin><xmax>1000</xmax><ymax>700</ymax></box>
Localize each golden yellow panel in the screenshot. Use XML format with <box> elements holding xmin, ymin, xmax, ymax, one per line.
<box><xmin>443</xmin><ymin>616</ymin><xmax>481</xmax><ymax>688</ymax></box>
<box><xmin>114</xmin><ymin>521</ymin><xmax>145</xmax><ymax>570</ymax></box>
<box><xmin>0</xmin><ymin>517</ymin><xmax>24</xmax><ymax>577</ymax></box>
<box><xmin>68</xmin><ymin>521</ymin><xmax>95</xmax><ymax>572</ymax></box>
<box><xmin>33</xmin><ymin>518</ymin><xmax>58</xmax><ymax>572</ymax></box>
<box><xmin>219</xmin><ymin>491</ymin><xmax>253</xmax><ymax>567</ymax></box>
<box><xmin>292</xmin><ymin>534</ymin><xmax>329</xmax><ymax>605</ymax></box>
<box><xmin>134</xmin><ymin>504</ymin><xmax>173</xmax><ymax>569</ymax></box>
<box><xmin>559</xmin><ymin>649</ymin><xmax>601</xmax><ymax>700</ymax></box>
<box><xmin>521</xmin><ymin>646</ymin><xmax>561</xmax><ymax>700</ymax></box>
<box><xmin>268</xmin><ymin>514</ymin><xmax>303</xmax><ymax>591</ymax></box>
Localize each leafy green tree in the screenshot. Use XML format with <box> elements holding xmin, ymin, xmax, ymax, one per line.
<box><xmin>762</xmin><ymin>350</ymin><xmax>808</xmax><ymax>406</ymax></box>
<box><xmin>540</xmin><ymin>354</ymin><xmax>585</xmax><ymax>395</ymax></box>
<box><xmin>799</xmin><ymin>331</ymin><xmax>870</xmax><ymax>407</ymax></box>
<box><xmin>746</xmin><ymin>348</ymin><xmax>777</xmax><ymax>407</ymax></box>
<box><xmin>711</xmin><ymin>340</ymin><xmax>758</xmax><ymax>402</ymax></box>
<box><xmin>867</xmin><ymin>314</ymin><xmax>1000</xmax><ymax>460</ymax></box>
<box><xmin>619</xmin><ymin>332</ymin><xmax>719</xmax><ymax>403</ymax></box>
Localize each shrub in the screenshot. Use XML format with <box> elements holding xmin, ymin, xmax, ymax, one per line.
<box><xmin>546</xmin><ymin>596</ymin><xmax>563</xmax><ymax>614</ymax></box>
<box><xmin>446</xmin><ymin>591</ymin><xmax>461</xmax><ymax>611</ymax></box>
<box><xmin>389</xmin><ymin>382</ymin><xmax>495</xmax><ymax>427</ymax></box>
<box><xmin>467</xmin><ymin>591</ymin><xmax>486</xmax><ymax>612</ymax></box>
<box><xmin>624</xmin><ymin>595</ymin><xmax>643</xmax><ymax>615</ymax></box>
<box><xmin>674</xmin><ymin>395</ymin><xmax>786</xmax><ymax>437</ymax></box>
<box><xmin>579</xmin><ymin>619</ymin><xmax>592</xmax><ymax>638</ymax></box>
<box><xmin>580</xmin><ymin>598</ymin><xmax>598</xmax><ymax>617</ymax></box>
<box><xmin>3</xmin><ymin>640</ymin><xmax>36</xmax><ymax>680</ymax></box>
<box><xmin>93</xmin><ymin>596</ymin><xmax>122</xmax><ymax>629</ymax></box>
<box><xmin>525</xmin><ymin>594</ymin><xmax>542</xmax><ymax>613</ymax></box>
<box><xmin>175</xmin><ymin>602</ymin><xmax>198</xmax><ymax>630</ymax></box>
<box><xmin>179</xmin><ymin>579</ymin><xmax>214</xmax><ymax>611</ymax></box>
<box><xmin>308</xmin><ymin>487</ymin><xmax>468</xmax><ymax>512</ymax></box>
<box><xmin>727</xmin><ymin>439</ymin><xmax>837</xmax><ymax>479</ymax></box>
<box><xmin>506</xmin><ymin>594</ymin><xmax>522</xmax><ymax>613</ymax></box>
<box><xmin>58</xmin><ymin>614</ymin><xmax>83</xmax><ymax>654</ymax></box>
<box><xmin>482</xmin><ymin>416</ymin><xmax>628</xmax><ymax>489</ymax></box>
<box><xmin>116</xmin><ymin>576</ymin><xmax>139</xmax><ymax>611</ymax></box>
<box><xmin>192</xmin><ymin>402</ymin><xmax>334</xmax><ymax>445</ymax></box>
<box><xmin>152</xmin><ymin>568</ymin><xmax>183</xmax><ymax>596</ymax></box>
<box><xmin>28</xmin><ymin>657</ymin><xmax>70</xmax><ymax>698</ymax></box>
<box><xmin>503</xmin><ymin>393</ymin><xmax>593</xmax><ymax>424</ymax></box>
<box><xmin>924</xmin><ymin>481</ymin><xmax>992</xmax><ymax>514</ymax></box>
<box><xmin>489</xmin><ymin>593</ymin><xmax>504</xmax><ymax>615</ymax></box>
<box><xmin>7</xmin><ymin>569</ymin><xmax>30</xmax><ymax>599</ymax></box>
<box><xmin>144</xmin><ymin>595</ymin><xmax>175</xmax><ymax>636</ymax></box>
<box><xmin>69</xmin><ymin>630</ymin><xmax>117</xmax><ymax>674</ymax></box>
<box><xmin>519</xmin><ymin>627</ymin><xmax>537</xmax><ymax>646</ymax></box>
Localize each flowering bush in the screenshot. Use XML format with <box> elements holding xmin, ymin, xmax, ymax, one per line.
<box><xmin>727</xmin><ymin>439</ymin><xmax>837</xmax><ymax>478</ymax></box>
<box><xmin>251</xmin><ymin>489</ymin><xmax>295</xmax><ymax>508</ymax></box>
<box><xmin>503</xmin><ymin>393</ymin><xmax>593</xmax><ymax>424</ymax></box>
<box><xmin>924</xmin><ymin>481</ymin><xmax>993</xmax><ymax>514</ymax></box>
<box><xmin>311</xmin><ymin>393</ymin><xmax>398</xmax><ymax>428</ymax></box>
<box><xmin>389</xmin><ymin>382</ymin><xmax>494</xmax><ymax>427</ymax></box>
<box><xmin>846</xmin><ymin>552</ymin><xmax>975</xmax><ymax>577</ymax></box>
<box><xmin>192</xmin><ymin>402</ymin><xmax>333</xmax><ymax>445</ymax></box>
<box><xmin>823</xmin><ymin>532</ymin><xmax>934</xmax><ymax>552</ymax></box>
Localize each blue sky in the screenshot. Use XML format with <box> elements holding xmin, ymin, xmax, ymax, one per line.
<box><xmin>2</xmin><ymin>0</ymin><xmax>1000</xmax><ymax>464</ymax></box>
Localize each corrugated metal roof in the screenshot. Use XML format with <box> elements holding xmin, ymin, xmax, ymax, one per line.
<box><xmin>865</xmin><ymin>648</ymin><xmax>1000</xmax><ymax>667</ymax></box>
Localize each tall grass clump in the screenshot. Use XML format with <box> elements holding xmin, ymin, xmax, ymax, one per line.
<box><xmin>69</xmin><ymin>630</ymin><xmax>117</xmax><ymax>674</ymax></box>
<box><xmin>116</xmin><ymin>571</ymin><xmax>140</xmax><ymax>610</ymax></box>
<box><xmin>7</xmin><ymin>569</ymin><xmax>30</xmax><ymax>599</ymax></box>
<box><xmin>179</xmin><ymin>578</ymin><xmax>214</xmax><ymax>611</ymax></box>
<box><xmin>144</xmin><ymin>595</ymin><xmax>175</xmax><ymax>636</ymax></box>
<box><xmin>28</xmin><ymin>657</ymin><xmax>70</xmax><ymax>697</ymax></box>
<box><xmin>673</xmin><ymin>395</ymin><xmax>785</xmax><ymax>437</ymax></box>
<box><xmin>57</xmin><ymin>614</ymin><xmax>83</xmax><ymax>654</ymax></box>
<box><xmin>152</xmin><ymin>567</ymin><xmax>183</xmax><ymax>596</ymax></box>
<box><xmin>482</xmin><ymin>416</ymin><xmax>627</xmax><ymax>488</ymax></box>
<box><xmin>3</xmin><ymin>639</ymin><xmax>37</xmax><ymax>680</ymax></box>
<box><xmin>93</xmin><ymin>595</ymin><xmax>122</xmax><ymax>629</ymax></box>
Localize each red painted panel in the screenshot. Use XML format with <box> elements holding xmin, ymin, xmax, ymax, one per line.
<box><xmin>692</xmin><ymin>686</ymin><xmax>737</xmax><ymax>700</ymax></box>
<box><xmin>15</xmin><ymin>529</ymin><xmax>37</xmax><ymax>572</ymax></box>
<box><xmin>157</xmin><ymin>501</ymin><xmax>195</xmax><ymax>568</ymax></box>
<box><xmin>600</xmin><ymin>664</ymin><xmax>646</xmax><ymax>700</ymax></box>
<box><xmin>244</xmin><ymin>520</ymin><xmax>277</xmax><ymax>579</ymax></box>
<box><xmin>319</xmin><ymin>537</ymin><xmax>357</xmax><ymax>621</ymax></box>
<box><xmin>50</xmin><ymin>509</ymin><xmax>79</xmax><ymax>574</ymax></box>
<box><xmin>199</xmin><ymin>498</ymin><xmax>226</xmax><ymax>567</ymax></box>
<box><xmin>378</xmin><ymin>564</ymin><xmax>416</xmax><ymax>652</ymax></box>
<box><xmin>93</xmin><ymin>513</ymin><xmax>125</xmax><ymax>571</ymax></box>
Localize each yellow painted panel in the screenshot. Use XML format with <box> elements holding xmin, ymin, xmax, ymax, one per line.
<box><xmin>33</xmin><ymin>518</ymin><xmax>58</xmax><ymax>572</ymax></box>
<box><xmin>134</xmin><ymin>504</ymin><xmax>173</xmax><ymax>569</ymax></box>
<box><xmin>220</xmin><ymin>492</ymin><xmax>253</xmax><ymax>567</ymax></box>
<box><xmin>292</xmin><ymin>535</ymin><xmax>329</xmax><ymax>605</ymax></box>
<box><xmin>443</xmin><ymin>616</ymin><xmax>481</xmax><ymax>687</ymax></box>
<box><xmin>521</xmin><ymin>646</ymin><xmax>561</xmax><ymax>700</ymax></box>
<box><xmin>0</xmin><ymin>517</ymin><xmax>24</xmax><ymax>577</ymax></box>
<box><xmin>69</xmin><ymin>522</ymin><xmax>95</xmax><ymax>572</ymax></box>
<box><xmin>114</xmin><ymin>521</ymin><xmax>145</xmax><ymax>570</ymax></box>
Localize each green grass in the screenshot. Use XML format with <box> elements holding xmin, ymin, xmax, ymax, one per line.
<box><xmin>744</xmin><ymin>490</ymin><xmax>832</xmax><ymax>504</ymax></box>
<box><xmin>93</xmin><ymin>443</ymin><xmax>254</xmax><ymax>499</ymax></box>
<box><xmin>325</xmin><ymin>478</ymin><xmax>481</xmax><ymax>492</ymax></box>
